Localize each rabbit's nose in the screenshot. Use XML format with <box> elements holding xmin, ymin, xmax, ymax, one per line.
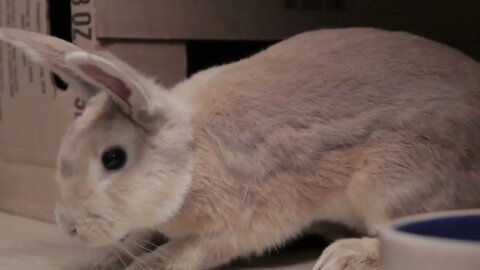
<box><xmin>68</xmin><ymin>227</ymin><xmax>78</xmax><ymax>237</ymax></box>
<box><xmin>59</xmin><ymin>214</ymin><xmax>77</xmax><ymax>237</ymax></box>
<box><xmin>55</xmin><ymin>206</ymin><xmax>78</xmax><ymax>237</ymax></box>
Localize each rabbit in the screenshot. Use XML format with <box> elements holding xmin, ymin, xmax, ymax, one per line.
<box><xmin>1</xmin><ymin>27</ymin><xmax>480</xmax><ymax>270</ymax></box>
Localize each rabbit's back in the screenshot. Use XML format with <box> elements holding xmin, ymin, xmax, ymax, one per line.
<box><xmin>179</xmin><ymin>27</ymin><xmax>480</xmax><ymax>201</ymax></box>
<box><xmin>192</xmin><ymin>28</ymin><xmax>480</xmax><ymax>121</ymax></box>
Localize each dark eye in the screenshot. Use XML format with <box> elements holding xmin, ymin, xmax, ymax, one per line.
<box><xmin>101</xmin><ymin>146</ymin><xmax>127</xmax><ymax>171</ymax></box>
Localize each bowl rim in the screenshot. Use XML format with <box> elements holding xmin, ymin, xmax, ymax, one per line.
<box><xmin>379</xmin><ymin>209</ymin><xmax>480</xmax><ymax>248</ymax></box>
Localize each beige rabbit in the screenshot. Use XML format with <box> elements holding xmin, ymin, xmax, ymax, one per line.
<box><xmin>1</xmin><ymin>27</ymin><xmax>480</xmax><ymax>270</ymax></box>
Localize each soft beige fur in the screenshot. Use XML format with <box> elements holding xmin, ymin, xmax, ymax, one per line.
<box><xmin>2</xmin><ymin>27</ymin><xmax>480</xmax><ymax>270</ymax></box>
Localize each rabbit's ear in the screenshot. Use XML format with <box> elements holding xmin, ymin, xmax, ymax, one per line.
<box><xmin>65</xmin><ymin>51</ymin><xmax>154</xmax><ymax>121</ymax></box>
<box><xmin>0</xmin><ymin>28</ymin><xmax>160</xmax><ymax>127</ymax></box>
<box><xmin>0</xmin><ymin>28</ymin><xmax>98</xmax><ymax>99</ymax></box>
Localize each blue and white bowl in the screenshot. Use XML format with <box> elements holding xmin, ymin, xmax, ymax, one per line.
<box><xmin>380</xmin><ymin>209</ymin><xmax>480</xmax><ymax>270</ymax></box>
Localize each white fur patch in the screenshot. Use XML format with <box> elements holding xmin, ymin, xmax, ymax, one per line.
<box><xmin>89</xmin><ymin>158</ymin><xmax>111</xmax><ymax>192</ymax></box>
<box><xmin>154</xmin><ymin>167</ymin><xmax>193</xmax><ymax>225</ymax></box>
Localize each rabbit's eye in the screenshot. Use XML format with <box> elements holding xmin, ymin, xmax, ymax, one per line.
<box><xmin>102</xmin><ymin>146</ymin><xmax>127</xmax><ymax>171</ymax></box>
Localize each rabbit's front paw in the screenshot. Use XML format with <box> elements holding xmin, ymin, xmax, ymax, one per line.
<box><xmin>313</xmin><ymin>238</ymin><xmax>379</xmax><ymax>270</ymax></box>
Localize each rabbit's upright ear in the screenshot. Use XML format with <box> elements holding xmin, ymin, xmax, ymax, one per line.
<box><xmin>65</xmin><ymin>51</ymin><xmax>156</xmax><ymax>124</ymax></box>
<box><xmin>0</xmin><ymin>28</ymin><xmax>164</xmax><ymax>129</ymax></box>
<box><xmin>0</xmin><ymin>28</ymin><xmax>99</xmax><ymax>99</ymax></box>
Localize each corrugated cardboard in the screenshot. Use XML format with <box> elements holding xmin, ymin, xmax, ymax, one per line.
<box><xmin>0</xmin><ymin>0</ymin><xmax>77</xmax><ymax>222</ymax></box>
<box><xmin>94</xmin><ymin>0</ymin><xmax>480</xmax><ymax>42</ymax></box>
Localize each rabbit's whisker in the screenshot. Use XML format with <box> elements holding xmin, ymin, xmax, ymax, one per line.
<box><xmin>117</xmin><ymin>245</ymin><xmax>149</xmax><ymax>270</ymax></box>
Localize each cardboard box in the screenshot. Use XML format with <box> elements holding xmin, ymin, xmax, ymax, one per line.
<box><xmin>0</xmin><ymin>0</ymin><xmax>77</xmax><ymax>222</ymax></box>
<box><xmin>94</xmin><ymin>0</ymin><xmax>480</xmax><ymax>42</ymax></box>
